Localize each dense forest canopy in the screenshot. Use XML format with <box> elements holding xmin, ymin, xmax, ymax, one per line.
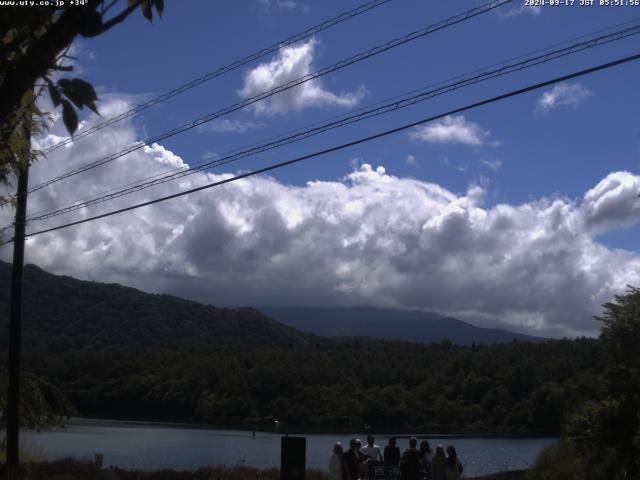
<box><xmin>530</xmin><ymin>286</ymin><xmax>640</xmax><ymax>480</ymax></box>
<box><xmin>25</xmin><ymin>338</ymin><xmax>601</xmax><ymax>434</ymax></box>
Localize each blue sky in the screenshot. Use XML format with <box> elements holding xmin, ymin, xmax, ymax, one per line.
<box><xmin>3</xmin><ymin>0</ymin><xmax>640</xmax><ymax>337</ymax></box>
<box><xmin>79</xmin><ymin>0</ymin><xmax>640</xmax><ymax>217</ymax></box>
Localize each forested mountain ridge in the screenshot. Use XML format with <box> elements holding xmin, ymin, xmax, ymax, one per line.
<box><xmin>1</xmin><ymin>261</ymin><xmax>544</xmax><ymax>353</ymax></box>
<box><xmin>260</xmin><ymin>306</ymin><xmax>546</xmax><ymax>344</ymax></box>
<box><xmin>0</xmin><ymin>261</ymin><xmax>604</xmax><ymax>434</ymax></box>
<box><xmin>0</xmin><ymin>261</ymin><xmax>319</xmax><ymax>354</ymax></box>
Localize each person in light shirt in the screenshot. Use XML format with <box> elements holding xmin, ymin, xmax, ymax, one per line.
<box><xmin>360</xmin><ymin>435</ymin><xmax>382</xmax><ymax>461</ymax></box>
<box><xmin>329</xmin><ymin>442</ymin><xmax>344</xmax><ymax>480</ymax></box>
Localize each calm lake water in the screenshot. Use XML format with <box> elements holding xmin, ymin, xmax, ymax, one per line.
<box><xmin>22</xmin><ymin>418</ymin><xmax>557</xmax><ymax>477</ymax></box>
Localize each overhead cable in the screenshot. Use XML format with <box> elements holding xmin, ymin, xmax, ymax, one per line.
<box><xmin>41</xmin><ymin>0</ymin><xmax>394</xmax><ymax>154</ymax></box>
<box><xmin>28</xmin><ymin>0</ymin><xmax>512</xmax><ymax>194</ymax></box>
<box><xmin>2</xmin><ymin>51</ymin><xmax>635</xmax><ymax>246</ymax></box>
<box><xmin>23</xmin><ymin>23</ymin><xmax>640</xmax><ymax>224</ymax></box>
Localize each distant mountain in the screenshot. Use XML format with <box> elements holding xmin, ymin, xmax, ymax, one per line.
<box><xmin>0</xmin><ymin>261</ymin><xmax>543</xmax><ymax>357</ymax></box>
<box><xmin>259</xmin><ymin>306</ymin><xmax>546</xmax><ymax>345</ymax></box>
<box><xmin>0</xmin><ymin>263</ymin><xmax>597</xmax><ymax>434</ymax></box>
<box><xmin>0</xmin><ymin>261</ymin><xmax>318</xmax><ymax>354</ymax></box>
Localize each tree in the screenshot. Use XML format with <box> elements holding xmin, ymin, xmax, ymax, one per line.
<box><xmin>531</xmin><ymin>286</ymin><xmax>640</xmax><ymax>480</ymax></box>
<box><xmin>598</xmin><ymin>286</ymin><xmax>640</xmax><ymax>403</ymax></box>
<box><xmin>0</xmin><ymin>0</ymin><xmax>164</xmax><ymax>195</ymax></box>
<box><xmin>588</xmin><ymin>286</ymin><xmax>640</xmax><ymax>477</ymax></box>
<box><xmin>1</xmin><ymin>1</ymin><xmax>165</xmax><ymax>475</ymax></box>
<box><xmin>0</xmin><ymin>366</ymin><xmax>74</xmax><ymax>433</ymax></box>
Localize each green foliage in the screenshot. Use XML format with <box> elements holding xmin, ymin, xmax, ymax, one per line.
<box><xmin>528</xmin><ymin>440</ymin><xmax>584</xmax><ymax>480</ymax></box>
<box><xmin>598</xmin><ymin>286</ymin><xmax>640</xmax><ymax>403</ymax></box>
<box><xmin>57</xmin><ymin>78</ymin><xmax>98</xmax><ymax>113</ymax></box>
<box><xmin>565</xmin><ymin>399</ymin><xmax>623</xmax><ymax>455</ymax></box>
<box><xmin>136</xmin><ymin>0</ymin><xmax>165</xmax><ymax>21</ymax></box>
<box><xmin>529</xmin><ymin>438</ymin><xmax>627</xmax><ymax>480</ymax></box>
<box><xmin>0</xmin><ymin>0</ymin><xmax>162</xmax><ymax>202</ymax></box>
<box><xmin>0</xmin><ymin>89</ymin><xmax>50</xmax><ymax>202</ymax></box>
<box><xmin>60</xmin><ymin>99</ymin><xmax>78</xmax><ymax>136</ymax></box>
<box><xmin>0</xmin><ymin>445</ymin><xmax>48</xmax><ymax>466</ymax></box>
<box><xmin>0</xmin><ymin>262</ymin><xmax>315</xmax><ymax>354</ymax></box>
<box><xmin>0</xmin><ymin>0</ymin><xmax>161</xmax><ymax>135</ymax></box>
<box><xmin>89</xmin><ymin>339</ymin><xmax>597</xmax><ymax>433</ymax></box>
<box><xmin>530</xmin><ymin>286</ymin><xmax>640</xmax><ymax>480</ymax></box>
<box><xmin>48</xmin><ymin>77</ymin><xmax>99</xmax><ymax>134</ymax></box>
<box><xmin>0</xmin><ymin>366</ymin><xmax>75</xmax><ymax>431</ymax></box>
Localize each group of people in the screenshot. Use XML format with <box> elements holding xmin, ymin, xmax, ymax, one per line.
<box><xmin>330</xmin><ymin>436</ymin><xmax>463</xmax><ymax>480</ymax></box>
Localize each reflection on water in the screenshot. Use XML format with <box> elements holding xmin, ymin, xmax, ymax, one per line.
<box><xmin>23</xmin><ymin>418</ymin><xmax>556</xmax><ymax>477</ymax></box>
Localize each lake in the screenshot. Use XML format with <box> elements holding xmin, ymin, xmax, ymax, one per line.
<box><xmin>22</xmin><ymin>418</ymin><xmax>556</xmax><ymax>477</ymax></box>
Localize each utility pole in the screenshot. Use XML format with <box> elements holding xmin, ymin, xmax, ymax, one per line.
<box><xmin>5</xmin><ymin>127</ymin><xmax>30</xmax><ymax>480</ymax></box>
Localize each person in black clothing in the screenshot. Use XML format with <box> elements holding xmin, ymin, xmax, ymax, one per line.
<box><xmin>444</xmin><ymin>445</ymin><xmax>463</xmax><ymax>480</ymax></box>
<box><xmin>384</xmin><ymin>437</ymin><xmax>401</xmax><ymax>466</ymax></box>
<box><xmin>400</xmin><ymin>437</ymin><xmax>421</xmax><ymax>480</ymax></box>
<box><xmin>342</xmin><ymin>438</ymin><xmax>369</xmax><ymax>480</ymax></box>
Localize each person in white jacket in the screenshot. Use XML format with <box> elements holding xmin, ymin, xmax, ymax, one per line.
<box><xmin>330</xmin><ymin>442</ymin><xmax>344</xmax><ymax>480</ymax></box>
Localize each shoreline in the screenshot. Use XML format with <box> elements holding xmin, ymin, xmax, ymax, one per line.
<box><xmin>54</xmin><ymin>416</ymin><xmax>557</xmax><ymax>439</ymax></box>
<box><xmin>22</xmin><ymin>419</ymin><xmax>551</xmax><ymax>477</ymax></box>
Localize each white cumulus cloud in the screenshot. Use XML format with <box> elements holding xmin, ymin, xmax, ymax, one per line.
<box><xmin>3</xmin><ymin>99</ymin><xmax>640</xmax><ymax>339</ymax></box>
<box><xmin>410</xmin><ymin>115</ymin><xmax>492</xmax><ymax>147</ymax></box>
<box><xmin>582</xmin><ymin>171</ymin><xmax>640</xmax><ymax>233</ymax></box>
<box><xmin>536</xmin><ymin>83</ymin><xmax>593</xmax><ymax>113</ymax></box>
<box><xmin>238</xmin><ymin>39</ymin><xmax>365</xmax><ymax>115</ymax></box>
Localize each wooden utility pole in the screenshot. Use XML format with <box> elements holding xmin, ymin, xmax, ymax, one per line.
<box><xmin>5</xmin><ymin>135</ymin><xmax>30</xmax><ymax>480</ymax></box>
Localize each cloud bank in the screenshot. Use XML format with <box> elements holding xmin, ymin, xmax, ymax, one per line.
<box><xmin>2</xmin><ymin>99</ymin><xmax>640</xmax><ymax>339</ymax></box>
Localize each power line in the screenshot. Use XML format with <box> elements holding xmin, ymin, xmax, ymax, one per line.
<box><xmin>24</xmin><ymin>16</ymin><xmax>640</xmax><ymax>222</ymax></box>
<box><xmin>22</xmin><ymin>22</ymin><xmax>640</xmax><ymax>224</ymax></box>
<box><xmin>27</xmin><ymin>0</ymin><xmax>512</xmax><ymax>194</ymax></box>
<box><xmin>32</xmin><ymin>0</ymin><xmax>510</xmax><ymax>191</ymax></box>
<box><xmin>24</xmin><ymin>14</ymin><xmax>640</xmax><ymax>220</ymax></box>
<box><xmin>4</xmin><ymin>51</ymin><xmax>636</xmax><ymax>246</ymax></box>
<box><xmin>40</xmin><ymin>0</ymin><xmax>393</xmax><ymax>155</ymax></box>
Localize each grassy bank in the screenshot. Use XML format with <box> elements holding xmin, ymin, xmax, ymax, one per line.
<box><xmin>0</xmin><ymin>459</ymin><xmax>301</xmax><ymax>480</ymax></box>
<box><xmin>0</xmin><ymin>459</ymin><xmax>528</xmax><ymax>480</ymax></box>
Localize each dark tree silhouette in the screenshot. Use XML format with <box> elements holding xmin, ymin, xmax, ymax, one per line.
<box><xmin>0</xmin><ymin>0</ymin><xmax>164</xmax><ymax>194</ymax></box>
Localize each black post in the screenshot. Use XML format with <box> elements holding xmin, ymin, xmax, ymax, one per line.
<box><xmin>6</xmin><ymin>161</ymin><xmax>30</xmax><ymax>480</ymax></box>
<box><xmin>281</xmin><ymin>436</ymin><xmax>306</xmax><ymax>480</ymax></box>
